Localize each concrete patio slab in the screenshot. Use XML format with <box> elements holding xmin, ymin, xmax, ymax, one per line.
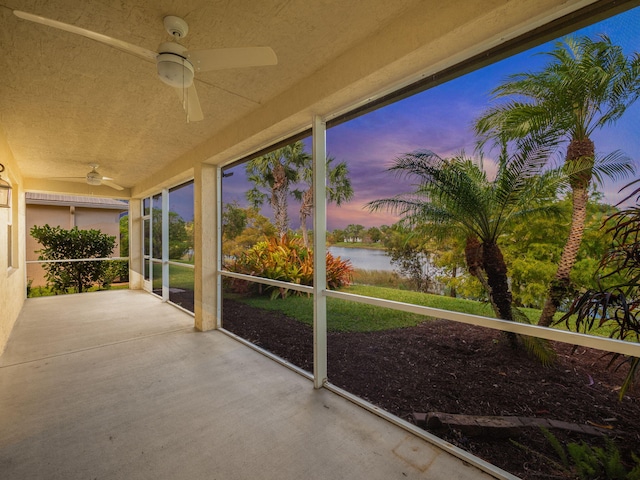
<box><xmin>0</xmin><ymin>290</ymin><xmax>500</xmax><ymax>480</ymax></box>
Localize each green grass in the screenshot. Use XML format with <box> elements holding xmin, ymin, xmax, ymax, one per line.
<box><xmin>169</xmin><ymin>263</ymin><xmax>195</xmax><ymax>291</ymax></box>
<box><xmin>229</xmin><ymin>291</ymin><xmax>426</xmax><ymax>332</ymax></box>
<box><xmin>348</xmin><ymin>284</ymin><xmax>496</xmax><ymax>316</ymax></box>
<box><xmin>229</xmin><ymin>284</ymin><xmax>498</xmax><ymax>333</ymax></box>
<box><xmin>150</xmin><ymin>263</ymin><xmax>195</xmax><ymax>291</ymax></box>
<box><xmin>228</xmin><ymin>283</ymin><xmax>627</xmax><ymax>339</ymax></box>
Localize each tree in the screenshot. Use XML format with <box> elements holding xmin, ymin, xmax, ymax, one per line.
<box><xmin>222</xmin><ymin>207</ymin><xmax>277</xmax><ymax>259</ymax></box>
<box><xmin>503</xmin><ymin>194</ymin><xmax>619</xmax><ymax>308</ymax></box>
<box><xmin>368</xmin><ymin>146</ymin><xmax>560</xmax><ymax>352</ymax></box>
<box><xmin>381</xmin><ymin>223</ymin><xmax>434</xmax><ymax>292</ymax></box>
<box><xmin>365</xmin><ymin>226</ymin><xmax>382</xmax><ymax>243</ymax></box>
<box><xmin>119</xmin><ymin>214</ymin><xmax>129</xmax><ymax>257</ymax></box>
<box><xmin>246</xmin><ymin>142</ymin><xmax>308</xmax><ymax>238</ymax></box>
<box><xmin>222</xmin><ymin>201</ymin><xmax>248</xmax><ymax>241</ymax></box>
<box><xmin>475</xmin><ymin>34</ymin><xmax>640</xmax><ymax>326</ymax></box>
<box><xmin>559</xmin><ymin>179</ymin><xmax>640</xmax><ymax>397</ymax></box>
<box><xmin>328</xmin><ymin>228</ymin><xmax>345</xmax><ymax>244</ymax></box>
<box><xmin>246</xmin><ymin>141</ymin><xmax>353</xmax><ymax>245</ymax></box>
<box><xmin>151</xmin><ymin>209</ymin><xmax>191</xmax><ymax>260</ymax></box>
<box><xmin>293</xmin><ymin>155</ymin><xmax>353</xmax><ymax>247</ymax></box>
<box><xmin>30</xmin><ymin>224</ymin><xmax>116</xmax><ymax>293</ymax></box>
<box><xmin>344</xmin><ymin>224</ymin><xmax>365</xmax><ymax>242</ymax></box>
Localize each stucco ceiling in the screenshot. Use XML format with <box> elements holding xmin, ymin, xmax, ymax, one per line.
<box><xmin>1</xmin><ymin>0</ymin><xmax>424</xmax><ymax>195</ymax></box>
<box><xmin>0</xmin><ymin>0</ymin><xmax>610</xmax><ymax>198</ymax></box>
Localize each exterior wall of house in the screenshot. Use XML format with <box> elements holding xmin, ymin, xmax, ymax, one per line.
<box><xmin>26</xmin><ymin>203</ymin><xmax>124</xmax><ymax>286</ymax></box>
<box><xmin>0</xmin><ymin>128</ymin><xmax>25</xmax><ymax>356</ymax></box>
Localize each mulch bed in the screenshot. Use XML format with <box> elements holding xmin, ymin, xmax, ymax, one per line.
<box><xmin>222</xmin><ymin>298</ymin><xmax>640</xmax><ymax>479</ymax></box>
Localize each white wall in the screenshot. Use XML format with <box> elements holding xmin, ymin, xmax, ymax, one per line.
<box><xmin>0</xmin><ymin>128</ymin><xmax>25</xmax><ymax>355</ymax></box>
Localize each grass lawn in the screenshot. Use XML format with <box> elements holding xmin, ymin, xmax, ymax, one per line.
<box><xmin>169</xmin><ymin>263</ymin><xmax>195</xmax><ymax>291</ymax></box>
<box><xmin>233</xmin><ymin>284</ymin><xmax>499</xmax><ymax>332</ymax></box>
<box><xmin>229</xmin><ymin>284</ymin><xmax>622</xmax><ymax>339</ymax></box>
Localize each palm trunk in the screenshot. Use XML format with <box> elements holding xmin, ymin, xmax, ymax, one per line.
<box><xmin>538</xmin><ymin>137</ymin><xmax>594</xmax><ymax>327</ymax></box>
<box><xmin>465</xmin><ymin>237</ymin><xmax>510</xmax><ymax>317</ymax></box>
<box><xmin>538</xmin><ymin>185</ymin><xmax>589</xmax><ymax>326</ymax></box>
<box><xmin>481</xmin><ymin>241</ymin><xmax>513</xmax><ymax>322</ymax></box>
<box><xmin>466</xmin><ymin>237</ymin><xmax>517</xmax><ymax>347</ymax></box>
<box><xmin>299</xmin><ymin>188</ymin><xmax>313</xmax><ymax>248</ymax></box>
<box><xmin>271</xmin><ymin>163</ymin><xmax>289</xmax><ymax>238</ymax></box>
<box><xmin>449</xmin><ymin>266</ymin><xmax>457</xmax><ymax>298</ymax></box>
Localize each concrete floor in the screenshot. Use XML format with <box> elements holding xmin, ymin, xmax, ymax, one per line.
<box><xmin>0</xmin><ymin>290</ymin><xmax>499</xmax><ymax>480</ymax></box>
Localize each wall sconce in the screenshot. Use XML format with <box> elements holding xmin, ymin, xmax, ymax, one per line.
<box><xmin>0</xmin><ymin>163</ymin><xmax>12</xmax><ymax>208</ymax></box>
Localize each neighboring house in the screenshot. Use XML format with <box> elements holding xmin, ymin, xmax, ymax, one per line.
<box><xmin>26</xmin><ymin>193</ymin><xmax>128</xmax><ymax>286</ymax></box>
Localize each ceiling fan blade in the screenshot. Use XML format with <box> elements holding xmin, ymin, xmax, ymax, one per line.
<box><xmin>101</xmin><ymin>179</ymin><xmax>125</xmax><ymax>191</ymax></box>
<box><xmin>173</xmin><ymin>84</ymin><xmax>204</xmax><ymax>122</ymax></box>
<box><xmin>13</xmin><ymin>10</ymin><xmax>157</xmax><ymax>62</ymax></box>
<box><xmin>188</xmin><ymin>47</ymin><xmax>277</xmax><ymax>72</ymax></box>
<box><xmin>48</xmin><ymin>177</ymin><xmax>86</xmax><ymax>182</ymax></box>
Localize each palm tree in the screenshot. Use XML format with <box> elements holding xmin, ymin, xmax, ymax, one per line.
<box><xmin>246</xmin><ymin>142</ymin><xmax>309</xmax><ymax>238</ymax></box>
<box><xmin>475</xmin><ymin>35</ymin><xmax>640</xmax><ymax>326</ymax></box>
<box><xmin>368</xmin><ymin>146</ymin><xmax>560</xmax><ymax>336</ymax></box>
<box><xmin>246</xmin><ymin>142</ymin><xmax>354</xmax><ymax>245</ymax></box>
<box><xmin>293</xmin><ymin>156</ymin><xmax>353</xmax><ymax>247</ymax></box>
<box><xmin>559</xmin><ymin>178</ymin><xmax>640</xmax><ymax>397</ymax></box>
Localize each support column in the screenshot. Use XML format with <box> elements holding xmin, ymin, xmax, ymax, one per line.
<box><xmin>194</xmin><ymin>163</ymin><xmax>218</xmax><ymax>331</ymax></box>
<box><xmin>161</xmin><ymin>189</ymin><xmax>169</xmax><ymax>302</ymax></box>
<box><xmin>128</xmin><ymin>199</ymin><xmax>144</xmax><ymax>290</ymax></box>
<box><xmin>313</xmin><ymin>116</ymin><xmax>328</xmax><ymax>388</ymax></box>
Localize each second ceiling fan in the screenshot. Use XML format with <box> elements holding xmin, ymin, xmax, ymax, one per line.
<box><xmin>14</xmin><ymin>10</ymin><xmax>278</xmax><ymax>122</ymax></box>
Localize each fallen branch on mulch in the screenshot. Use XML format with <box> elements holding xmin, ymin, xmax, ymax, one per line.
<box><xmin>413</xmin><ymin>412</ymin><xmax>612</xmax><ymax>438</ymax></box>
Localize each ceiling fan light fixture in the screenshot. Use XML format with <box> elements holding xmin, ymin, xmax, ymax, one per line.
<box><xmin>86</xmin><ymin>170</ymin><xmax>102</xmax><ymax>185</ymax></box>
<box><xmin>157</xmin><ymin>54</ymin><xmax>194</xmax><ymax>88</ymax></box>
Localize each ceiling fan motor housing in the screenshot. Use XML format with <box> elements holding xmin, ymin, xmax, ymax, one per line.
<box><xmin>86</xmin><ymin>170</ymin><xmax>102</xmax><ymax>185</ymax></box>
<box><xmin>157</xmin><ymin>42</ymin><xmax>195</xmax><ymax>88</ymax></box>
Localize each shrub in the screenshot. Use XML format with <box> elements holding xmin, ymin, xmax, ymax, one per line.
<box><xmin>225</xmin><ymin>235</ymin><xmax>353</xmax><ymax>298</ymax></box>
<box><xmin>30</xmin><ymin>224</ymin><xmax>116</xmax><ymax>293</ymax></box>
<box><xmin>100</xmin><ymin>260</ymin><xmax>129</xmax><ymax>288</ymax></box>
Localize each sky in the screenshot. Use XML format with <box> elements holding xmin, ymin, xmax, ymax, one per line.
<box><xmin>217</xmin><ymin>7</ymin><xmax>640</xmax><ymax>231</ymax></box>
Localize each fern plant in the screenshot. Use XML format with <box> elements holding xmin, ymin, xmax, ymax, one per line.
<box><xmin>535</xmin><ymin>427</ymin><xmax>640</xmax><ymax>480</ymax></box>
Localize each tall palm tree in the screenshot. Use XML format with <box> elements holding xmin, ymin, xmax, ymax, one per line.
<box><xmin>475</xmin><ymin>34</ymin><xmax>640</xmax><ymax>326</ymax></box>
<box><xmin>368</xmin><ymin>146</ymin><xmax>560</xmax><ymax>333</ymax></box>
<box><xmin>560</xmin><ymin>178</ymin><xmax>640</xmax><ymax>397</ymax></box>
<box><xmin>246</xmin><ymin>142</ymin><xmax>309</xmax><ymax>238</ymax></box>
<box><xmin>293</xmin><ymin>156</ymin><xmax>353</xmax><ymax>247</ymax></box>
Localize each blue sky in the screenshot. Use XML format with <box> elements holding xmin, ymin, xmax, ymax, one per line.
<box><xmin>220</xmin><ymin>7</ymin><xmax>640</xmax><ymax>231</ymax></box>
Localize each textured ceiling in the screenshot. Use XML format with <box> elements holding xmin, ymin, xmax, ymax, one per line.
<box><xmin>1</xmin><ymin>0</ymin><xmax>606</xmax><ymax>198</ymax></box>
<box><xmin>0</xmin><ymin>0</ymin><xmax>422</xmax><ymax>193</ymax></box>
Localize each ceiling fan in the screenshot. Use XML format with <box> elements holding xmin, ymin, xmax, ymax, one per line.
<box><xmin>51</xmin><ymin>164</ymin><xmax>124</xmax><ymax>191</ymax></box>
<box><xmin>13</xmin><ymin>10</ymin><xmax>278</xmax><ymax>122</ymax></box>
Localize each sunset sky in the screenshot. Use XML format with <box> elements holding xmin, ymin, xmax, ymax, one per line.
<box><xmin>210</xmin><ymin>7</ymin><xmax>640</xmax><ymax>231</ymax></box>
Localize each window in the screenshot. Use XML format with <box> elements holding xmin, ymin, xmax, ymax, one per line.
<box><xmin>214</xmin><ymin>6</ymin><xmax>640</xmax><ymax>478</ymax></box>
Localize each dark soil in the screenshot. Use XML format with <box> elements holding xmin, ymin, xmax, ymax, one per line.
<box><xmin>222</xmin><ymin>298</ymin><xmax>640</xmax><ymax>480</ymax></box>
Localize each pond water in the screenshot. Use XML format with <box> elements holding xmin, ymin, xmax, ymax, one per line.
<box><xmin>328</xmin><ymin>246</ymin><xmax>394</xmax><ymax>271</ymax></box>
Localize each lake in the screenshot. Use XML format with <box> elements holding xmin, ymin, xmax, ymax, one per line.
<box><xmin>328</xmin><ymin>246</ymin><xmax>394</xmax><ymax>271</ymax></box>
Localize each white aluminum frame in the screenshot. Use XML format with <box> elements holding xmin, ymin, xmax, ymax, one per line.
<box><xmin>312</xmin><ymin>116</ymin><xmax>328</xmax><ymax>388</ymax></box>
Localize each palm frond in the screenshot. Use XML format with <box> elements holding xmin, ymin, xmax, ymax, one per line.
<box><xmin>512</xmin><ymin>307</ymin><xmax>557</xmax><ymax>366</ymax></box>
<box><xmin>476</xmin><ymin>34</ymin><xmax>640</xmax><ymax>159</ymax></box>
<box><xmin>591</xmin><ymin>150</ymin><xmax>636</xmax><ymax>186</ymax></box>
